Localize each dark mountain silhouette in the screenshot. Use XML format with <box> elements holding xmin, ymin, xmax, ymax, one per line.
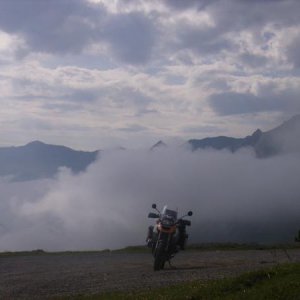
<box><xmin>0</xmin><ymin>141</ymin><xmax>99</xmax><ymax>181</ymax></box>
<box><xmin>187</xmin><ymin>115</ymin><xmax>300</xmax><ymax>157</ymax></box>
<box><xmin>254</xmin><ymin>115</ymin><xmax>300</xmax><ymax>157</ymax></box>
<box><xmin>150</xmin><ymin>140</ymin><xmax>167</xmax><ymax>151</ymax></box>
<box><xmin>188</xmin><ymin>129</ymin><xmax>262</xmax><ymax>152</ymax></box>
<box><xmin>1</xmin><ymin>115</ymin><xmax>299</xmax><ymax>181</ymax></box>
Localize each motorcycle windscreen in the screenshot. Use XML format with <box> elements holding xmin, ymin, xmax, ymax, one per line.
<box><xmin>161</xmin><ymin>205</ymin><xmax>178</xmax><ymax>220</ymax></box>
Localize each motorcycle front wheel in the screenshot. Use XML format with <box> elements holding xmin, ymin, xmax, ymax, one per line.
<box><xmin>154</xmin><ymin>242</ymin><xmax>165</xmax><ymax>271</ymax></box>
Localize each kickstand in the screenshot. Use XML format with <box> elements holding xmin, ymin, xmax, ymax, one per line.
<box><xmin>168</xmin><ymin>260</ymin><xmax>177</xmax><ymax>269</ymax></box>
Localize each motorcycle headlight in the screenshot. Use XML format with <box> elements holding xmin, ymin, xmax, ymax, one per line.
<box><xmin>161</xmin><ymin>219</ymin><xmax>174</xmax><ymax>226</ymax></box>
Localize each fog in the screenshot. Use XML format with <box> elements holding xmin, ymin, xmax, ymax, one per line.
<box><xmin>1</xmin><ymin>147</ymin><xmax>300</xmax><ymax>251</ymax></box>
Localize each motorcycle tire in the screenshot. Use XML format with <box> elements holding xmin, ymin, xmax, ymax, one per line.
<box><xmin>154</xmin><ymin>242</ymin><xmax>165</xmax><ymax>271</ymax></box>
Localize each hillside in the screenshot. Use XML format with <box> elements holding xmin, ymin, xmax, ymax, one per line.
<box><xmin>0</xmin><ymin>141</ymin><xmax>99</xmax><ymax>181</ymax></box>
<box><xmin>187</xmin><ymin>115</ymin><xmax>300</xmax><ymax>157</ymax></box>
<box><xmin>1</xmin><ymin>115</ymin><xmax>300</xmax><ymax>181</ymax></box>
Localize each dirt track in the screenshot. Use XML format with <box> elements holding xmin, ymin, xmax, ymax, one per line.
<box><xmin>1</xmin><ymin>249</ymin><xmax>300</xmax><ymax>299</ymax></box>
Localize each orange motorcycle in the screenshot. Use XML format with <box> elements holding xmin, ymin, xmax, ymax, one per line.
<box><xmin>147</xmin><ymin>204</ymin><xmax>193</xmax><ymax>271</ymax></box>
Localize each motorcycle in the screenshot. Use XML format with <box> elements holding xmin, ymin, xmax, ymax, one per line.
<box><xmin>147</xmin><ymin>203</ymin><xmax>193</xmax><ymax>271</ymax></box>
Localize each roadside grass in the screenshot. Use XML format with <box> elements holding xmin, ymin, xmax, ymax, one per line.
<box><xmin>1</xmin><ymin>243</ymin><xmax>300</xmax><ymax>257</ymax></box>
<box><xmin>61</xmin><ymin>263</ymin><xmax>300</xmax><ymax>300</ymax></box>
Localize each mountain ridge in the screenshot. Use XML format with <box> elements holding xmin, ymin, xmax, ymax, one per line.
<box><xmin>186</xmin><ymin>115</ymin><xmax>300</xmax><ymax>157</ymax></box>
<box><xmin>1</xmin><ymin>115</ymin><xmax>299</xmax><ymax>181</ymax></box>
<box><xmin>0</xmin><ymin>141</ymin><xmax>99</xmax><ymax>181</ymax></box>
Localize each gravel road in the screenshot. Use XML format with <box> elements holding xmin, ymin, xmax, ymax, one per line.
<box><xmin>1</xmin><ymin>249</ymin><xmax>300</xmax><ymax>299</ymax></box>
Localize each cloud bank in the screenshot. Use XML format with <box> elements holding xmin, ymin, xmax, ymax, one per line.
<box><xmin>1</xmin><ymin>148</ymin><xmax>300</xmax><ymax>251</ymax></box>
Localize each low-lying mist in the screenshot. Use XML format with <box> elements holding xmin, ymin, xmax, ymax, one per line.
<box><xmin>1</xmin><ymin>147</ymin><xmax>300</xmax><ymax>251</ymax></box>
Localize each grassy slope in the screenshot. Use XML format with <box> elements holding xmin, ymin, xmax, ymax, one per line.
<box><xmin>63</xmin><ymin>263</ymin><xmax>300</xmax><ymax>300</ymax></box>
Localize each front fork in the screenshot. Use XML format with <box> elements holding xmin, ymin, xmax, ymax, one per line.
<box><xmin>154</xmin><ymin>231</ymin><xmax>173</xmax><ymax>256</ymax></box>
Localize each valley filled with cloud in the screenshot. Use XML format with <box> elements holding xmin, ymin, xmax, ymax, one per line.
<box><xmin>1</xmin><ymin>146</ymin><xmax>300</xmax><ymax>251</ymax></box>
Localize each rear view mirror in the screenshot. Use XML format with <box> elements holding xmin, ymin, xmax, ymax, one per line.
<box><xmin>152</xmin><ymin>203</ymin><xmax>157</xmax><ymax>209</ymax></box>
<box><xmin>188</xmin><ymin>211</ymin><xmax>193</xmax><ymax>216</ymax></box>
<box><xmin>148</xmin><ymin>212</ymin><xmax>159</xmax><ymax>218</ymax></box>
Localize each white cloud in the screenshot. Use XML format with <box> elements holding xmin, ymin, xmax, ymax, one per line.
<box><xmin>0</xmin><ymin>0</ymin><xmax>299</xmax><ymax>148</ymax></box>
<box><xmin>1</xmin><ymin>148</ymin><xmax>300</xmax><ymax>251</ymax></box>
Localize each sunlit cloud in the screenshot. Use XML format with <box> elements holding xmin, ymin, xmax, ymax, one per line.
<box><xmin>0</xmin><ymin>0</ymin><xmax>299</xmax><ymax>148</ymax></box>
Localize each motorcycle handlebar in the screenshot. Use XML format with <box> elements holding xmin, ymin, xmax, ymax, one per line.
<box><xmin>176</xmin><ymin>219</ymin><xmax>191</xmax><ymax>226</ymax></box>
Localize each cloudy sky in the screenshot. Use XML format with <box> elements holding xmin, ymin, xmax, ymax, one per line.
<box><xmin>0</xmin><ymin>0</ymin><xmax>300</xmax><ymax>150</ymax></box>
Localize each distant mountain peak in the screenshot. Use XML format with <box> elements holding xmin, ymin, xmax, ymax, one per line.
<box><xmin>252</xmin><ymin>129</ymin><xmax>262</xmax><ymax>137</ymax></box>
<box><xmin>0</xmin><ymin>141</ymin><xmax>99</xmax><ymax>181</ymax></box>
<box><xmin>26</xmin><ymin>140</ymin><xmax>45</xmax><ymax>146</ymax></box>
<box><xmin>187</xmin><ymin>115</ymin><xmax>300</xmax><ymax>157</ymax></box>
<box><xmin>150</xmin><ymin>140</ymin><xmax>167</xmax><ymax>150</ymax></box>
<box><xmin>255</xmin><ymin>114</ymin><xmax>300</xmax><ymax>157</ymax></box>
